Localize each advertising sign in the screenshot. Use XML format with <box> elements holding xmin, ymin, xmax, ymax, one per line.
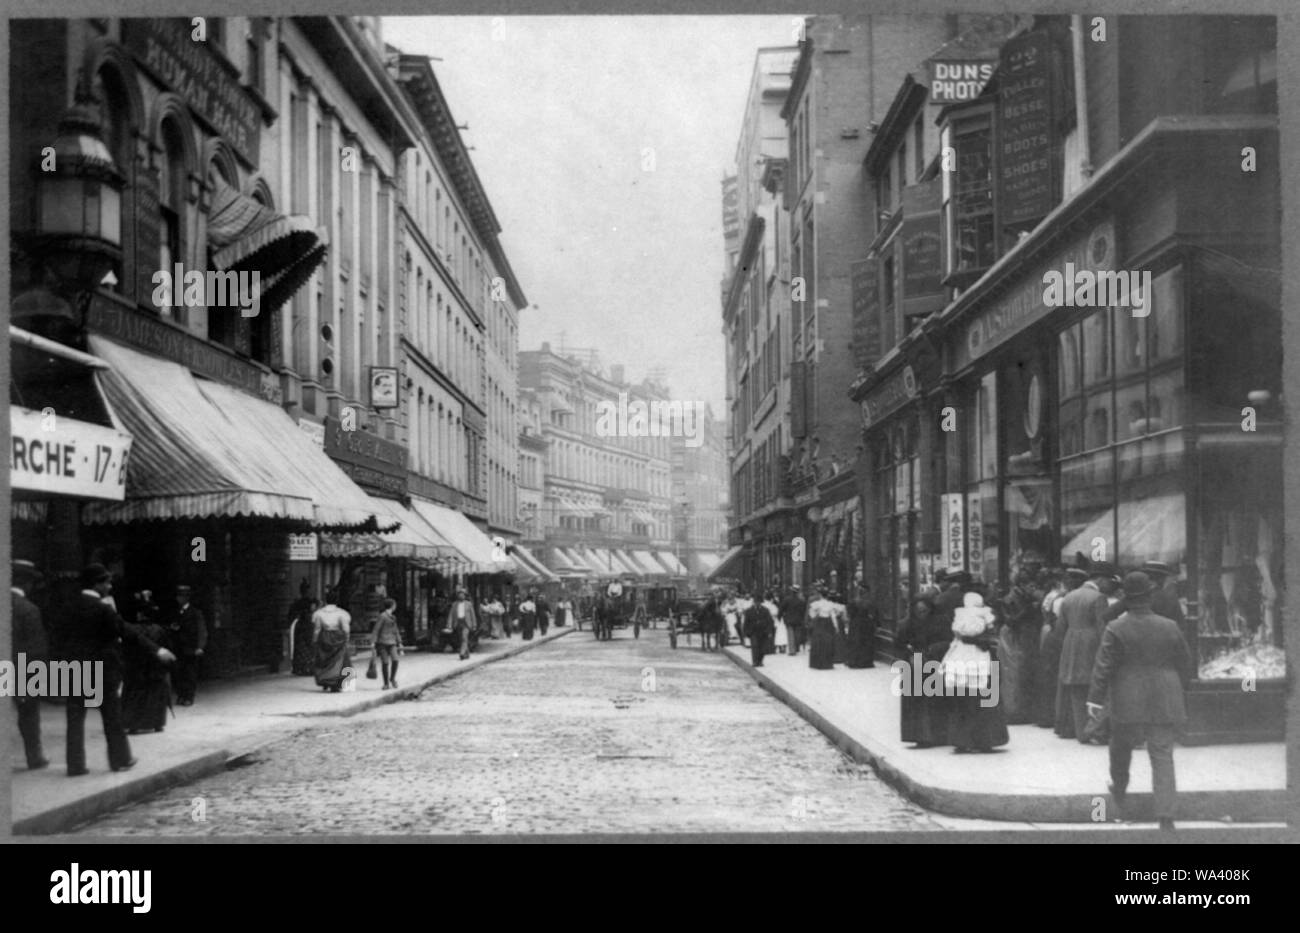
<box><xmin>369</xmin><ymin>367</ymin><xmax>399</xmax><ymax>409</ymax></box>
<box><xmin>942</xmin><ymin>493</ymin><xmax>965</xmax><ymax>571</ymax></box>
<box><xmin>10</xmin><ymin>407</ymin><xmax>132</xmax><ymax>501</ymax></box>
<box><xmin>997</xmin><ymin>29</ymin><xmax>1055</xmax><ymax>227</ymax></box>
<box><xmin>927</xmin><ymin>58</ymin><xmax>996</xmax><ymax>104</ymax></box>
<box><xmin>287</xmin><ymin>533</ymin><xmax>319</xmax><ymax>561</ymax></box>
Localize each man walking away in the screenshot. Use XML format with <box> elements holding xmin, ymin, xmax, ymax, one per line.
<box><xmin>780</xmin><ymin>585</ymin><xmax>807</xmax><ymax>656</ymax></box>
<box><xmin>12</xmin><ymin>560</ymin><xmax>50</xmax><ymax>769</ymax></box>
<box><xmin>1088</xmin><ymin>571</ymin><xmax>1193</xmax><ymax>831</ymax></box>
<box><xmin>742</xmin><ymin>593</ymin><xmax>774</xmax><ymax>667</ymax></box>
<box><xmin>1056</xmin><ymin>563</ymin><xmax>1117</xmax><ymax>742</ymax></box>
<box><xmin>168</xmin><ymin>584</ymin><xmax>207</xmax><ymax>706</ymax></box>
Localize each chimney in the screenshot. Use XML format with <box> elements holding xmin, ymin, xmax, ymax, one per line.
<box><xmin>610</xmin><ymin>364</ymin><xmax>625</xmax><ymax>384</ymax></box>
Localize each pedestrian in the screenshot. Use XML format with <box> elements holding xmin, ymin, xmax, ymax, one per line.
<box><xmin>287</xmin><ymin>579</ymin><xmax>319</xmax><ymax>676</ymax></box>
<box><xmin>1056</xmin><ymin>563</ymin><xmax>1118</xmax><ymax>742</ymax></box>
<box><xmin>519</xmin><ymin>593</ymin><xmax>537</xmax><ymax>641</ymax></box>
<box><xmin>897</xmin><ymin>594</ymin><xmax>949</xmax><ymax>748</ymax></box>
<box><xmin>721</xmin><ymin>591</ymin><xmax>741</xmax><ymax>647</ymax></box>
<box><xmin>943</xmin><ymin>591</ymin><xmax>1008</xmax><ymax>753</ymax></box>
<box><xmin>11</xmin><ymin>560</ymin><xmax>50</xmax><ymax>769</ymax></box>
<box><xmin>372</xmin><ymin>598</ymin><xmax>403</xmax><ymax>690</ymax></box>
<box><xmin>447</xmin><ymin>587</ymin><xmax>478</xmax><ymax>658</ymax></box>
<box><xmin>56</xmin><ymin>564</ymin><xmax>175</xmax><ymax>775</ymax></box>
<box><xmin>806</xmin><ymin>584</ymin><xmax>840</xmax><ymax>670</ymax></box>
<box><xmin>846</xmin><ymin>579</ymin><xmax>878</xmax><ymax>669</ymax></box>
<box><xmin>1088</xmin><ymin>571</ymin><xmax>1193</xmax><ymax>831</ymax></box>
<box><xmin>765</xmin><ymin>591</ymin><xmax>787</xmax><ymax>654</ymax></box>
<box><xmin>312</xmin><ymin>588</ymin><xmax>353</xmax><ymax>692</ymax></box>
<box><xmin>996</xmin><ymin>568</ymin><xmax>1042</xmax><ymax>723</ymax></box>
<box><xmin>123</xmin><ymin>590</ymin><xmax>174</xmax><ymax>734</ymax></box>
<box><xmin>780</xmin><ymin>585</ymin><xmax>806</xmax><ymax>656</ymax></box>
<box><xmin>535</xmin><ymin>589</ymin><xmax>551</xmax><ymax>636</ymax></box>
<box><xmin>1035</xmin><ymin>568</ymin><xmax>1082</xmax><ymax>728</ymax></box>
<box><xmin>167</xmin><ymin>584</ymin><xmax>207</xmax><ymax>706</ymax></box>
<box><xmin>486</xmin><ymin>595</ymin><xmax>507</xmax><ymax>638</ymax></box>
<box><xmin>556</xmin><ymin>594</ymin><xmax>574</xmax><ymax>630</ymax></box>
<box><xmin>742</xmin><ymin>592</ymin><xmax>774</xmax><ymax>667</ymax></box>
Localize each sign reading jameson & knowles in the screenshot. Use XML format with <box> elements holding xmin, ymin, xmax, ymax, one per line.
<box><xmin>123</xmin><ymin>18</ymin><xmax>262</xmax><ymax>165</ymax></box>
<box><xmin>10</xmin><ymin>407</ymin><xmax>132</xmax><ymax>501</ymax></box>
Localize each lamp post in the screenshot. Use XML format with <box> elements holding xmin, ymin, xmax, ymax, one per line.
<box><xmin>13</xmin><ymin>75</ymin><xmax>124</xmax><ymax>346</ymax></box>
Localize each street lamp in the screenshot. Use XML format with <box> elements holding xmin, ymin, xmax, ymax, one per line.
<box><xmin>14</xmin><ymin>76</ymin><xmax>124</xmax><ymax>343</ymax></box>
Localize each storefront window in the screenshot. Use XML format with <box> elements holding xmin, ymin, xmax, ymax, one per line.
<box><xmin>1004</xmin><ymin>359</ymin><xmax>1053</xmax><ymax>573</ymax></box>
<box><xmin>1060</xmin><ymin>449</ymin><xmax>1114</xmax><ymax>564</ymax></box>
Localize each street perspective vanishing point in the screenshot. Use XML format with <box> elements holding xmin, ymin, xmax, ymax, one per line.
<box><xmin>5</xmin><ymin>11</ymin><xmax>1288</xmax><ymax>846</ymax></box>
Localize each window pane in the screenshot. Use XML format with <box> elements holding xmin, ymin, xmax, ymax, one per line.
<box><xmin>1082</xmin><ymin>309</ymin><xmax>1110</xmax><ymax>388</ymax></box>
<box><xmin>1114</xmin><ymin>302</ymin><xmax>1145</xmax><ymax>379</ymax></box>
<box><xmin>1116</xmin><ymin>433</ymin><xmax>1185</xmax><ymax>569</ymax></box>
<box><xmin>1148</xmin><ymin>267</ymin><xmax>1185</xmax><ymax>365</ymax></box>
<box><xmin>1060</xmin><ymin>449</ymin><xmax>1114</xmax><ymax>565</ymax></box>
<box><xmin>1148</xmin><ymin>364</ymin><xmax>1185</xmax><ymax>432</ymax></box>
<box><xmin>1115</xmin><ymin>378</ymin><xmax>1146</xmax><ymax>442</ymax></box>
<box><xmin>1085</xmin><ymin>389</ymin><xmax>1111</xmax><ymax>450</ymax></box>
<box><xmin>978</xmin><ymin>371</ymin><xmax>997</xmax><ymax>480</ymax></box>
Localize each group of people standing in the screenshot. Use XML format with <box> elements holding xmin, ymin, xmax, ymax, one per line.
<box><xmin>11</xmin><ymin>560</ymin><xmax>208</xmax><ymax>777</ymax></box>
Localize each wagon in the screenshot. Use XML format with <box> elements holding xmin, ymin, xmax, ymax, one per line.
<box><xmin>668</xmin><ymin>595</ymin><xmax>718</xmax><ymax>649</ymax></box>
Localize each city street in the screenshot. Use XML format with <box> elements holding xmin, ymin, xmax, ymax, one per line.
<box><xmin>77</xmin><ymin>629</ymin><xmax>957</xmax><ymax>835</ymax></box>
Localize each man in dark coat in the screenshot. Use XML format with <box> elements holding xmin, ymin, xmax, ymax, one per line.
<box><xmin>1056</xmin><ymin>563</ymin><xmax>1117</xmax><ymax>742</ymax></box>
<box><xmin>780</xmin><ymin>585</ymin><xmax>807</xmax><ymax>656</ymax></box>
<box><xmin>168</xmin><ymin>584</ymin><xmax>207</xmax><ymax>706</ymax></box>
<box><xmin>11</xmin><ymin>560</ymin><xmax>50</xmax><ymax>769</ymax></box>
<box><xmin>1105</xmin><ymin>562</ymin><xmax>1188</xmax><ymax>643</ymax></box>
<box><xmin>845</xmin><ymin>580</ymin><xmax>878</xmax><ymax>668</ymax></box>
<box><xmin>1088</xmin><ymin>571</ymin><xmax>1193</xmax><ymax>831</ymax></box>
<box><xmin>742</xmin><ymin>594</ymin><xmax>775</xmax><ymax>667</ymax></box>
<box><xmin>535</xmin><ymin>590</ymin><xmax>551</xmax><ymax>636</ymax></box>
<box><xmin>57</xmin><ymin>564</ymin><xmax>175</xmax><ymax>775</ymax></box>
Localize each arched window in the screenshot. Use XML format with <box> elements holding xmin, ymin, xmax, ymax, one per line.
<box><xmin>158</xmin><ymin>117</ymin><xmax>189</xmax><ymax>319</ymax></box>
<box><xmin>93</xmin><ymin>66</ymin><xmax>132</xmax><ymax>293</ymax></box>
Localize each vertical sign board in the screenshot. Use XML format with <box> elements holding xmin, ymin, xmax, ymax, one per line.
<box><xmin>134</xmin><ymin>166</ymin><xmax>161</xmax><ymax>305</ymax></box>
<box><xmin>997</xmin><ymin>29</ymin><xmax>1055</xmax><ymax>228</ymax></box>
<box><xmin>966</xmin><ymin>493</ymin><xmax>984</xmax><ymax>578</ymax></box>
<box><xmin>850</xmin><ymin>258</ymin><xmax>880</xmax><ymax>368</ymax></box>
<box><xmin>901</xmin><ymin>179</ymin><xmax>945</xmax><ymax>320</ymax></box>
<box><xmin>942</xmin><ymin>493</ymin><xmax>965</xmax><ymax>572</ymax></box>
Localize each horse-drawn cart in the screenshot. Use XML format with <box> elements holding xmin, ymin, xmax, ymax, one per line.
<box><xmin>668</xmin><ymin>594</ymin><xmax>722</xmax><ymax>650</ymax></box>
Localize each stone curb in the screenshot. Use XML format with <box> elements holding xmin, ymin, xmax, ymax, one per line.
<box><xmin>14</xmin><ymin>627</ymin><xmax>573</xmax><ymax>836</ymax></box>
<box><xmin>724</xmin><ymin>648</ymin><xmax>1285</xmax><ymax>824</ymax></box>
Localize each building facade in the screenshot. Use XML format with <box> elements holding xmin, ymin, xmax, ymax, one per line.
<box><xmin>849</xmin><ymin>14</ymin><xmax>1283</xmax><ymax>741</ymax></box>
<box><xmin>671</xmin><ymin>404</ymin><xmax>729</xmax><ymax>578</ymax></box>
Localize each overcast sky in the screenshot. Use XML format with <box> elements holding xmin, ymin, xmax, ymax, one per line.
<box><xmin>383</xmin><ymin>15</ymin><xmax>798</xmax><ymax>415</ymax></box>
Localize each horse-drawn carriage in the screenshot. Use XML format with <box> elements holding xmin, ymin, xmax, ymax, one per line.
<box><xmin>668</xmin><ymin>593</ymin><xmax>724</xmax><ymax>650</ymax></box>
<box><xmin>591</xmin><ymin>588</ymin><xmax>641</xmax><ymax>641</ymax></box>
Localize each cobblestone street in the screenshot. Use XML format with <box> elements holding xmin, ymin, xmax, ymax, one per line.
<box><xmin>78</xmin><ymin>629</ymin><xmax>955</xmax><ymax>835</ymax></box>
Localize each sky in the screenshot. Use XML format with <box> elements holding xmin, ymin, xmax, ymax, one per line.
<box><xmin>382</xmin><ymin>15</ymin><xmax>798</xmax><ymax>415</ymax></box>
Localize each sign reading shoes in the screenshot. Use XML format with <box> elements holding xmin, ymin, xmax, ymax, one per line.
<box><xmin>10</xmin><ymin>407</ymin><xmax>132</xmax><ymax>501</ymax></box>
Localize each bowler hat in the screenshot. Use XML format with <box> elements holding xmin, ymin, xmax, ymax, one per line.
<box><xmin>945</xmin><ymin>570</ymin><xmax>972</xmax><ymax>587</ymax></box>
<box><xmin>1121</xmin><ymin>571</ymin><xmax>1155</xmax><ymax>599</ymax></box>
<box><xmin>1064</xmin><ymin>567</ymin><xmax>1089</xmax><ymax>581</ymax></box>
<box><xmin>1089</xmin><ymin>561</ymin><xmax>1120</xmax><ymax>579</ymax></box>
<box><xmin>12</xmin><ymin>559</ymin><xmax>43</xmax><ymax>583</ymax></box>
<box><xmin>1140</xmin><ymin>561</ymin><xmax>1173</xmax><ymax>578</ymax></box>
<box><xmin>80</xmin><ymin>563</ymin><xmax>112</xmax><ymax>588</ymax></box>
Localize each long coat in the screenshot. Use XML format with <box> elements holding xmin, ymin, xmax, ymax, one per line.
<box><xmin>1088</xmin><ymin>607</ymin><xmax>1193</xmax><ymax>724</ymax></box>
<box><xmin>1057</xmin><ymin>583</ymin><xmax>1110</xmax><ymax>685</ymax></box>
<box><xmin>12</xmin><ymin>591</ymin><xmax>47</xmax><ymax>661</ymax></box>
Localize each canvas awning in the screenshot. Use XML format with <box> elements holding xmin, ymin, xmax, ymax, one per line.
<box><xmin>654</xmin><ymin>550</ymin><xmax>690</xmax><ymax>576</ymax></box>
<box><xmin>706</xmin><ymin>545</ymin><xmax>745</xmax><ymax>582</ymax></box>
<box><xmin>320</xmin><ymin>495</ymin><xmax>464</xmax><ymax>561</ymax></box>
<box><xmin>207</xmin><ymin>181</ymin><xmax>329</xmax><ymax>314</ymax></box>
<box><xmin>511</xmin><ymin>544</ymin><xmax>559</xmax><ymax>583</ymax></box>
<box><xmin>410</xmin><ymin>499</ymin><xmax>517</xmax><ymax>575</ymax></box>
<box><xmin>559</xmin><ymin>547</ymin><xmax>601</xmax><ymax>575</ymax></box>
<box><xmin>630</xmin><ymin>549</ymin><xmax>669</xmax><ymax>576</ymax></box>
<box><xmin>609</xmin><ymin>549</ymin><xmax>644</xmax><ymax>577</ymax></box>
<box><xmin>82</xmin><ymin>336</ymin><xmax>382</xmax><ymax>529</ymax></box>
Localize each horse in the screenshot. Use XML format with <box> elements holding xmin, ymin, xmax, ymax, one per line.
<box><xmin>695</xmin><ymin>597</ymin><xmax>724</xmax><ymax>652</ymax></box>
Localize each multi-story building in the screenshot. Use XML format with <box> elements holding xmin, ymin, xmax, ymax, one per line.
<box><xmin>849</xmin><ymin>14</ymin><xmax>1282</xmax><ymax>742</ymax></box>
<box><xmin>519</xmin><ymin>345</ymin><xmax>684</xmax><ymax>580</ymax></box>
<box><xmin>671</xmin><ymin>404</ymin><xmax>730</xmax><ymax>578</ymax></box>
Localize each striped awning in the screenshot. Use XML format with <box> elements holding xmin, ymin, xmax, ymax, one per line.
<box><xmin>707</xmin><ymin>545</ymin><xmax>745</xmax><ymax>582</ymax></box>
<box><xmin>630</xmin><ymin>550</ymin><xmax>669</xmax><ymax>576</ymax></box>
<box><xmin>83</xmin><ymin>336</ymin><xmax>380</xmax><ymax>528</ymax></box>
<box><xmin>208</xmin><ymin>181</ymin><xmax>328</xmax><ymax>314</ymax></box>
<box><xmin>410</xmin><ymin>499</ymin><xmax>517</xmax><ymax>575</ymax></box>
<box><xmin>654</xmin><ymin>550</ymin><xmax>690</xmax><ymax>576</ymax></box>
<box><xmin>511</xmin><ymin>543</ymin><xmax>559</xmax><ymax>582</ymax></box>
<box><xmin>609</xmin><ymin>549</ymin><xmax>643</xmax><ymax>577</ymax></box>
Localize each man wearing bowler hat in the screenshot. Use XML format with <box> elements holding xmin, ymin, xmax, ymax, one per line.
<box><xmin>1105</xmin><ymin>561</ymin><xmax>1188</xmax><ymax>643</ymax></box>
<box><xmin>11</xmin><ymin>560</ymin><xmax>50</xmax><ymax>769</ymax></box>
<box><xmin>168</xmin><ymin>584</ymin><xmax>207</xmax><ymax>706</ymax></box>
<box><xmin>1088</xmin><ymin>571</ymin><xmax>1193</xmax><ymax>831</ymax></box>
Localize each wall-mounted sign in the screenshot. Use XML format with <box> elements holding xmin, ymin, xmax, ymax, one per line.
<box><xmin>721</xmin><ymin>175</ymin><xmax>741</xmax><ymax>239</ymax></box>
<box><xmin>369</xmin><ymin>366</ymin><xmax>398</xmax><ymax>409</ymax></box>
<box><xmin>287</xmin><ymin>533</ymin><xmax>319</xmax><ymax>561</ymax></box>
<box><xmin>860</xmin><ymin>364</ymin><xmax>918</xmax><ymax>428</ymax></box>
<box><xmin>850</xmin><ymin>258</ymin><xmax>881</xmax><ymax>367</ymax></box>
<box><xmin>942</xmin><ymin>493</ymin><xmax>965</xmax><ymax>571</ymax></box>
<box><xmin>323</xmin><ymin>416</ymin><xmax>407</xmax><ymax>497</ymax></box>
<box><xmin>901</xmin><ymin>179</ymin><xmax>945</xmax><ymax>320</ymax></box>
<box><xmin>966</xmin><ymin>493</ymin><xmax>984</xmax><ymax>575</ymax></box>
<box><xmin>10</xmin><ymin>406</ymin><xmax>132</xmax><ymax>501</ymax></box>
<box><xmin>123</xmin><ymin>18</ymin><xmax>262</xmax><ymax>166</ymax></box>
<box><xmin>997</xmin><ymin>29</ymin><xmax>1055</xmax><ymax>228</ymax></box>
<box><xmin>927</xmin><ymin>58</ymin><xmax>996</xmax><ymax>104</ymax></box>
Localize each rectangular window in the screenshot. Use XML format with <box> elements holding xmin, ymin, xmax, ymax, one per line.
<box><xmin>946</xmin><ymin>114</ymin><xmax>996</xmax><ymax>278</ymax></box>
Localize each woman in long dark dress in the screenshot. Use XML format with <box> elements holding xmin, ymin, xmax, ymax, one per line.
<box><xmin>123</xmin><ymin>591</ymin><xmax>173</xmax><ymax>733</ymax></box>
<box><xmin>312</xmin><ymin>589</ymin><xmax>353</xmax><ymax>692</ymax></box>
<box><xmin>287</xmin><ymin>581</ymin><xmax>318</xmax><ymax>676</ymax></box>
<box><xmin>996</xmin><ymin>572</ymin><xmax>1042</xmax><ymax>724</ymax></box>
<box><xmin>897</xmin><ymin>595</ymin><xmax>950</xmax><ymax>748</ymax></box>
<box><xmin>945</xmin><ymin>591</ymin><xmax>1009</xmax><ymax>753</ymax></box>
<box><xmin>845</xmin><ymin>582</ymin><xmax>878</xmax><ymax>668</ymax></box>
<box><xmin>807</xmin><ymin>586</ymin><xmax>839</xmax><ymax>670</ymax></box>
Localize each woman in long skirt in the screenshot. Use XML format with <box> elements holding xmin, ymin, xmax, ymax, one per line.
<box><xmin>766</xmin><ymin>592</ymin><xmax>788</xmax><ymax>654</ymax></box>
<box><xmin>807</xmin><ymin>587</ymin><xmax>838</xmax><ymax>670</ymax></box>
<box><xmin>897</xmin><ymin>595</ymin><xmax>950</xmax><ymax>748</ymax></box>
<box><xmin>312</xmin><ymin>590</ymin><xmax>353</xmax><ymax>692</ymax></box>
<box><xmin>944</xmin><ymin>593</ymin><xmax>1008</xmax><ymax>752</ymax></box>
<box><xmin>996</xmin><ymin>575</ymin><xmax>1041</xmax><ymax>724</ymax></box>
<box><xmin>123</xmin><ymin>598</ymin><xmax>173</xmax><ymax>733</ymax></box>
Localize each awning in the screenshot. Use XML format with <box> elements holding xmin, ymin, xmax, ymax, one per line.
<box><xmin>410</xmin><ymin>499</ymin><xmax>516</xmax><ymax>575</ymax></box>
<box><xmin>629</xmin><ymin>509</ymin><xmax>656</xmax><ymax>525</ymax></box>
<box><xmin>83</xmin><ymin>336</ymin><xmax>381</xmax><ymax>528</ymax></box>
<box><xmin>544</xmin><ymin>547</ymin><xmax>582</xmax><ymax>575</ymax></box>
<box><xmin>559</xmin><ymin>547</ymin><xmax>601</xmax><ymax>575</ymax></box>
<box><xmin>608</xmin><ymin>549</ymin><xmax>643</xmax><ymax>577</ymax></box>
<box><xmin>707</xmin><ymin>545</ymin><xmax>745</xmax><ymax>582</ymax></box>
<box><xmin>696</xmin><ymin>552</ymin><xmax>723</xmax><ymax>575</ymax></box>
<box><xmin>655</xmin><ymin>550</ymin><xmax>690</xmax><ymax>576</ymax></box>
<box><xmin>327</xmin><ymin>496</ymin><xmax>463</xmax><ymax>561</ymax></box>
<box><xmin>512</xmin><ymin>544</ymin><xmax>559</xmax><ymax>583</ymax></box>
<box><xmin>630</xmin><ymin>549</ymin><xmax>668</xmax><ymax>576</ymax></box>
<box><xmin>208</xmin><ymin>181</ymin><xmax>329</xmax><ymax>314</ymax></box>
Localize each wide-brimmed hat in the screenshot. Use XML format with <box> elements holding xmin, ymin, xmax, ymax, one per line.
<box><xmin>1089</xmin><ymin>561</ymin><xmax>1120</xmax><ymax>580</ymax></box>
<box><xmin>1140</xmin><ymin>561</ymin><xmax>1174</xmax><ymax>578</ymax></box>
<box><xmin>945</xmin><ymin>570</ymin><xmax>972</xmax><ymax>587</ymax></box>
<box><xmin>12</xmin><ymin>559</ymin><xmax>43</xmax><ymax>584</ymax></box>
<box><xmin>80</xmin><ymin>563</ymin><xmax>112</xmax><ymax>588</ymax></box>
<box><xmin>1121</xmin><ymin>571</ymin><xmax>1155</xmax><ymax>599</ymax></box>
<box><xmin>1064</xmin><ymin>567</ymin><xmax>1090</xmax><ymax>581</ymax></box>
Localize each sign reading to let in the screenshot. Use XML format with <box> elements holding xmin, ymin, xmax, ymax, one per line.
<box><xmin>287</xmin><ymin>533</ymin><xmax>319</xmax><ymax>561</ymax></box>
<box><xmin>10</xmin><ymin>407</ymin><xmax>132</xmax><ymax>501</ymax></box>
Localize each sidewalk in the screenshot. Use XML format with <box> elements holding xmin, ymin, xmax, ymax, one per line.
<box><xmin>10</xmin><ymin>626</ymin><xmax>574</xmax><ymax>835</ymax></box>
<box><xmin>724</xmin><ymin>645</ymin><xmax>1287</xmax><ymax>825</ymax></box>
